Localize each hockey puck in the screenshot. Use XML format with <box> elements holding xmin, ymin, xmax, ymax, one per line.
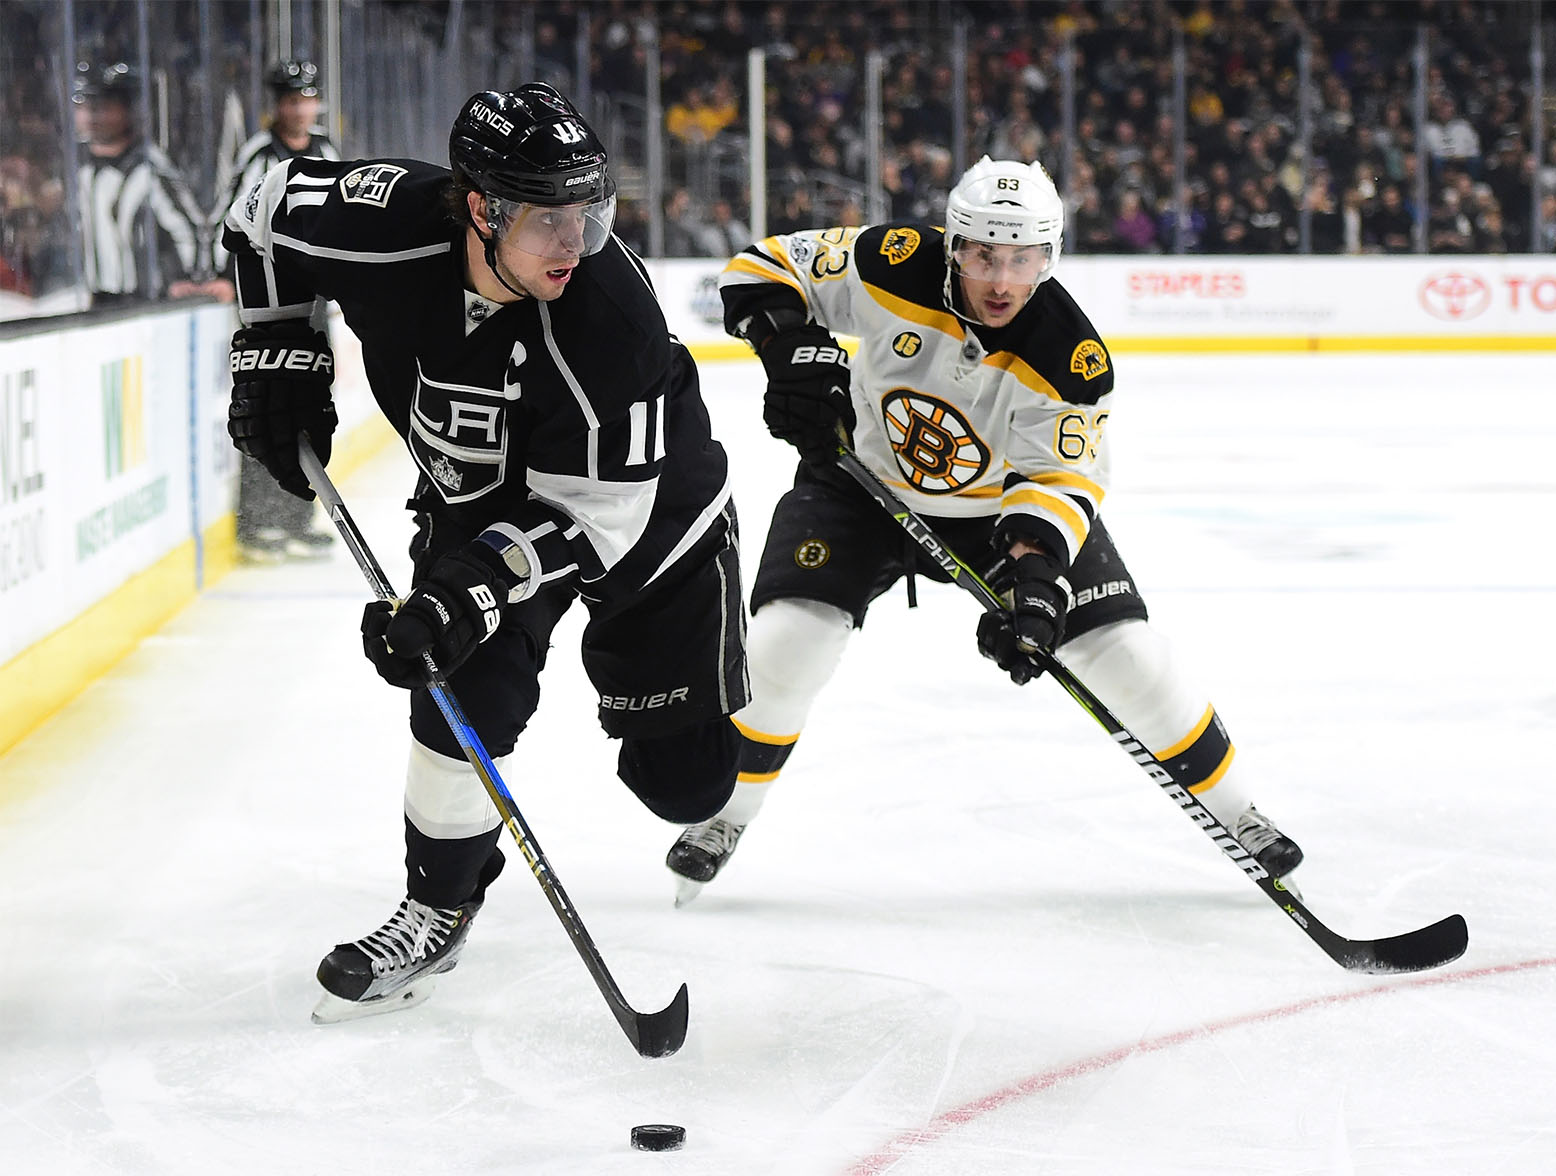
<box><xmin>631</xmin><ymin>1123</ymin><xmax>686</xmax><ymax>1152</ymax></box>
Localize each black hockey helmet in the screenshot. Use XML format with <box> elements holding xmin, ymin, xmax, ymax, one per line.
<box><xmin>266</xmin><ymin>59</ymin><xmax>320</xmax><ymax>97</ymax></box>
<box><xmin>72</xmin><ymin>60</ymin><xmax>139</xmax><ymax>103</ymax></box>
<box><xmin>449</xmin><ymin>84</ymin><xmax>611</xmax><ymax>206</ymax></box>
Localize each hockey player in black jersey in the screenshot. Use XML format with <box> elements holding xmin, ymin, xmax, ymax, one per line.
<box><xmin>222</xmin><ymin>84</ymin><xmax>748</xmax><ymax>1022</ymax></box>
<box><xmin>665</xmin><ymin>156</ymin><xmax>1302</xmax><ymax>905</ymax></box>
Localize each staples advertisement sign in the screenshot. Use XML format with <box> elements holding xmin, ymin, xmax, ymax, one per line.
<box><xmin>1059</xmin><ymin>257</ymin><xmax>1556</xmax><ymax>342</ymax></box>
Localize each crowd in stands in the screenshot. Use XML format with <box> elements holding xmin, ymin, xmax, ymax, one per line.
<box><xmin>4</xmin><ymin>0</ymin><xmax>1555</xmax><ymax>311</ymax></box>
<box><xmin>614</xmin><ymin>0</ymin><xmax>1556</xmax><ymax>256</ymax></box>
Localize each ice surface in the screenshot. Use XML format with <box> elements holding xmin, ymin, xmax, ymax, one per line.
<box><xmin>2</xmin><ymin>353</ymin><xmax>1553</xmax><ymax>1175</ymax></box>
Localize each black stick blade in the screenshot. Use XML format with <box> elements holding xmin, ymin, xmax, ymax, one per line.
<box><xmin>629</xmin><ymin>983</ymin><xmax>690</xmax><ymax>1058</ymax></box>
<box><xmin>1328</xmin><ymin>913</ymin><xmax>1469</xmax><ymax>975</ymax></box>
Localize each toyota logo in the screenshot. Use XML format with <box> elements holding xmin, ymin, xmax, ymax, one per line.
<box><xmin>1420</xmin><ymin>271</ymin><xmax>1491</xmax><ymax>321</ymax></box>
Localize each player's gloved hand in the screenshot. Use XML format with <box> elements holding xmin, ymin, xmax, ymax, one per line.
<box><xmin>227</xmin><ymin>320</ymin><xmax>337</xmax><ymax>500</ymax></box>
<box><xmin>360</xmin><ymin>542</ymin><xmax>517</xmax><ymax>688</ymax></box>
<box><xmin>759</xmin><ymin>324</ymin><xmax>855</xmax><ymax>464</ymax></box>
<box><xmin>976</xmin><ymin>549</ymin><xmax>1070</xmax><ymax>685</ymax></box>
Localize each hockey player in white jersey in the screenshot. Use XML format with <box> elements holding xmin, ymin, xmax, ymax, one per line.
<box><xmin>666</xmin><ymin>156</ymin><xmax>1302</xmax><ymax>904</ymax></box>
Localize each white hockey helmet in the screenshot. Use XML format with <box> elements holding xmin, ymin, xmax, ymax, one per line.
<box><xmin>943</xmin><ymin>156</ymin><xmax>1064</xmax><ymax>286</ymax></box>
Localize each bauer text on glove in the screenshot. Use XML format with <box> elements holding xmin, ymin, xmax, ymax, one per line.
<box><xmin>227</xmin><ymin>321</ymin><xmax>337</xmax><ymax>500</ymax></box>
<box><xmin>759</xmin><ymin>324</ymin><xmax>855</xmax><ymax>464</ymax></box>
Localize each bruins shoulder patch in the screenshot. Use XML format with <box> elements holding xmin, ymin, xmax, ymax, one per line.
<box><xmin>793</xmin><ymin>539</ymin><xmax>831</xmax><ymax>569</ymax></box>
<box><xmin>879</xmin><ymin>227</ymin><xmax>921</xmax><ymax>265</ymax></box>
<box><xmin>1070</xmin><ymin>339</ymin><xmax>1109</xmax><ymax>380</ymax></box>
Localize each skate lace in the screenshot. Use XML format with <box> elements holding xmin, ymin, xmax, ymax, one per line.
<box><xmin>1232</xmin><ymin>807</ymin><xmax>1284</xmax><ymax>854</ymax></box>
<box><xmin>681</xmin><ymin>818</ymin><xmax>744</xmax><ymax>855</ymax></box>
<box><xmin>358</xmin><ymin>899</ymin><xmax>460</xmax><ymax>976</ymax></box>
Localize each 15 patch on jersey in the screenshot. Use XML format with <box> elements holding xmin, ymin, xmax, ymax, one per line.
<box><xmin>408</xmin><ymin>363</ymin><xmax>509</xmax><ymax>503</ymax></box>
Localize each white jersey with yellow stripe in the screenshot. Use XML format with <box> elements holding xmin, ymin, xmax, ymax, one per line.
<box><xmin>719</xmin><ymin>222</ymin><xmax>1114</xmax><ymax>570</ymax></box>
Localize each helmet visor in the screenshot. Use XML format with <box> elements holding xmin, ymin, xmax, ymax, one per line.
<box><xmin>489</xmin><ymin>189</ymin><xmax>617</xmax><ymax>262</ymax></box>
<box><xmin>949</xmin><ymin>238</ymin><xmax>1055</xmax><ymax>284</ymax></box>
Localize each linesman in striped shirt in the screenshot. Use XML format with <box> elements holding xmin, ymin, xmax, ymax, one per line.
<box><xmin>72</xmin><ymin>61</ymin><xmax>225</xmax><ymax>307</ymax></box>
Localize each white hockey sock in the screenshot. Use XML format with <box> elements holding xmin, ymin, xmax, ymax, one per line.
<box><xmin>403</xmin><ymin>740</ymin><xmax>507</xmax><ymax>840</ymax></box>
<box><xmin>715</xmin><ymin>598</ymin><xmax>854</xmax><ymax>826</ymax></box>
<box><xmin>1059</xmin><ymin>619</ymin><xmax>1254</xmax><ymax>826</ymax></box>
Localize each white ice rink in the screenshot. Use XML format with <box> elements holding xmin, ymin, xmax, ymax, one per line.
<box><xmin>3</xmin><ymin>353</ymin><xmax>1554</xmax><ymax>1175</ymax></box>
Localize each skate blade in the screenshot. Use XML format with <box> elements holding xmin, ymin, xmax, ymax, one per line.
<box><xmin>311</xmin><ymin>977</ymin><xmax>438</xmax><ymax>1025</ymax></box>
<box><xmin>673</xmin><ymin>876</ymin><xmax>706</xmax><ymax>908</ymax></box>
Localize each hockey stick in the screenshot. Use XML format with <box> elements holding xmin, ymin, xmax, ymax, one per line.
<box><xmin>297</xmin><ymin>436</ymin><xmax>689</xmax><ymax>1057</ymax></box>
<box><xmin>833</xmin><ymin>446</ymin><xmax>1467</xmax><ymax>975</ymax></box>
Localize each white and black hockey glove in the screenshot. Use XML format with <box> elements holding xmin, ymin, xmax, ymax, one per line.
<box><xmin>361</xmin><ymin>536</ymin><xmax>529</xmax><ymax>689</ymax></box>
<box><xmin>227</xmin><ymin>321</ymin><xmax>337</xmax><ymax>500</ymax></box>
<box><xmin>976</xmin><ymin>548</ymin><xmax>1070</xmax><ymax>686</ymax></box>
<box><xmin>757</xmin><ymin>323</ymin><xmax>855</xmax><ymax>464</ymax></box>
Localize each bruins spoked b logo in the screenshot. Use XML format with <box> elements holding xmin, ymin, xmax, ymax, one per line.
<box><xmin>794</xmin><ymin>539</ymin><xmax>831</xmax><ymax>569</ymax></box>
<box><xmin>880</xmin><ymin>390</ymin><xmax>989</xmax><ymax>494</ymax></box>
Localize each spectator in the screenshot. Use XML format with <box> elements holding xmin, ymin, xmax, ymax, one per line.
<box><xmin>1364</xmin><ymin>184</ymin><xmax>1416</xmax><ymax>253</ymax></box>
<box><xmin>663</xmin><ymin>186</ymin><xmax>705</xmax><ymax>256</ymax></box>
<box><xmin>1111</xmin><ymin>189</ymin><xmax>1157</xmax><ymax>253</ymax></box>
<box><xmin>666</xmin><ymin>83</ymin><xmax>737</xmax><ymax>146</ymax></box>
<box><xmin>1427</xmin><ymin>187</ymin><xmax>1474</xmax><ymax>253</ymax></box>
<box><xmin>1423</xmin><ymin>93</ymin><xmax>1482</xmax><ymax>178</ymax></box>
<box><xmin>1069</xmin><ymin>186</ymin><xmax>1115</xmax><ymax>253</ymax></box>
<box><xmin>695</xmin><ymin>198</ymin><xmax>752</xmax><ymax>259</ymax></box>
<box><xmin>1202</xmin><ymin>188</ymin><xmax>1250</xmax><ymax>253</ymax></box>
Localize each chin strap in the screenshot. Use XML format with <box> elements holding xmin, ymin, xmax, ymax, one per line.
<box><xmin>482</xmin><ymin>236</ymin><xmax>530</xmax><ymax>301</ymax></box>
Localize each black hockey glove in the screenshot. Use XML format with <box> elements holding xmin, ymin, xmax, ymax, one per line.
<box><xmin>360</xmin><ymin>542</ymin><xmax>517</xmax><ymax>688</ymax></box>
<box><xmin>759</xmin><ymin>324</ymin><xmax>855</xmax><ymax>464</ymax></box>
<box><xmin>976</xmin><ymin>549</ymin><xmax>1070</xmax><ymax>685</ymax></box>
<box><xmin>227</xmin><ymin>321</ymin><xmax>337</xmax><ymax>500</ymax></box>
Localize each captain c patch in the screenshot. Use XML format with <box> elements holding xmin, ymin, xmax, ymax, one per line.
<box><xmin>1070</xmin><ymin>340</ymin><xmax>1109</xmax><ymax>380</ymax></box>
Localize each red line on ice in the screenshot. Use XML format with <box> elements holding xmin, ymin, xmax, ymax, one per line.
<box><xmin>843</xmin><ymin>956</ymin><xmax>1556</xmax><ymax>1176</ymax></box>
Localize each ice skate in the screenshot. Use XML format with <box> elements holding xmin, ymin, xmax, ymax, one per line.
<box><xmin>1232</xmin><ymin>805</ymin><xmax>1303</xmax><ymax>879</ymax></box>
<box><xmin>311</xmin><ymin>895</ymin><xmax>483</xmax><ymax>1024</ymax></box>
<box><xmin>237</xmin><ymin>527</ymin><xmax>289</xmax><ymax>564</ymax></box>
<box><xmin>666</xmin><ymin>818</ymin><xmax>746</xmax><ymax>907</ymax></box>
<box><xmin>283</xmin><ymin>528</ymin><xmax>336</xmax><ymax>560</ymax></box>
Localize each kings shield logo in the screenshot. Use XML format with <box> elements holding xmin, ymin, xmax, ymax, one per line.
<box><xmin>340</xmin><ymin>163</ymin><xmax>408</xmax><ymax>208</ymax></box>
<box><xmin>1070</xmin><ymin>340</ymin><xmax>1109</xmax><ymax>380</ymax></box>
<box><xmin>408</xmin><ymin>360</ymin><xmax>509</xmax><ymax>503</ymax></box>
<box><xmin>880</xmin><ymin>390</ymin><xmax>990</xmax><ymax>494</ymax></box>
<box><xmin>880</xmin><ymin>228</ymin><xmax>921</xmax><ymax>265</ymax></box>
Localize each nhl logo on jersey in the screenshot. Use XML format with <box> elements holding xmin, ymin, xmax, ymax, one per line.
<box><xmin>1070</xmin><ymin>340</ymin><xmax>1109</xmax><ymax>380</ymax></box>
<box><xmin>340</xmin><ymin>163</ymin><xmax>408</xmax><ymax>208</ymax></box>
<box><xmin>793</xmin><ymin>539</ymin><xmax>831</xmax><ymax>569</ymax></box>
<box><xmin>879</xmin><ymin>228</ymin><xmax>921</xmax><ymax>265</ymax></box>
